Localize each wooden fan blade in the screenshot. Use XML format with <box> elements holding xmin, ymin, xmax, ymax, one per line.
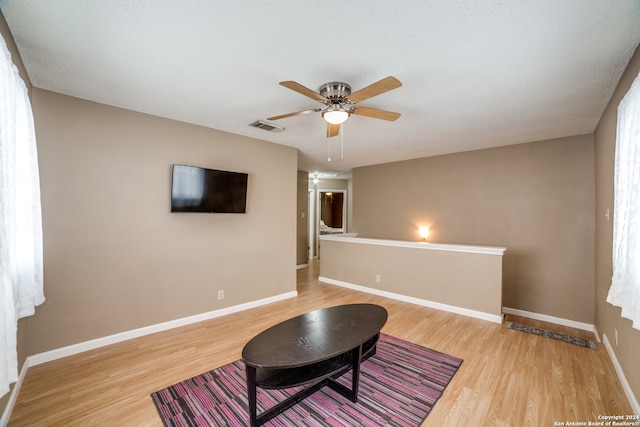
<box><xmin>347</xmin><ymin>76</ymin><xmax>402</xmax><ymax>103</ymax></box>
<box><xmin>326</xmin><ymin>123</ymin><xmax>340</xmax><ymax>138</ymax></box>
<box><xmin>280</xmin><ymin>81</ymin><xmax>328</xmax><ymax>102</ymax></box>
<box><xmin>267</xmin><ymin>108</ymin><xmax>319</xmax><ymax>121</ymax></box>
<box><xmin>352</xmin><ymin>106</ymin><xmax>401</xmax><ymax>121</ymax></box>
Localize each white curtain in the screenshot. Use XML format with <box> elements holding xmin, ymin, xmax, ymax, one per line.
<box><xmin>0</xmin><ymin>34</ymin><xmax>44</xmax><ymax>398</ymax></box>
<box><xmin>607</xmin><ymin>70</ymin><xmax>640</xmax><ymax>331</ymax></box>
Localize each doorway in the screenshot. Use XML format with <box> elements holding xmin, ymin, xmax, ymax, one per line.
<box><xmin>314</xmin><ymin>189</ymin><xmax>347</xmax><ymax>258</ymax></box>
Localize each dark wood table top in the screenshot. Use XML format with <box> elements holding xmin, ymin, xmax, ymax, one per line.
<box><xmin>242</xmin><ymin>304</ymin><xmax>388</xmax><ymax>369</ymax></box>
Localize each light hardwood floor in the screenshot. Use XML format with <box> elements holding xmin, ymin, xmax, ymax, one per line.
<box><xmin>9</xmin><ymin>262</ymin><xmax>633</xmax><ymax>426</ymax></box>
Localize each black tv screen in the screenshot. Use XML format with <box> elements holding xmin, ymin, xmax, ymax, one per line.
<box><xmin>171</xmin><ymin>164</ymin><xmax>248</xmax><ymax>213</ymax></box>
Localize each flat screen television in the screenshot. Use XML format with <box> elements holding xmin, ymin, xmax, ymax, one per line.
<box><xmin>171</xmin><ymin>164</ymin><xmax>248</xmax><ymax>213</ymax></box>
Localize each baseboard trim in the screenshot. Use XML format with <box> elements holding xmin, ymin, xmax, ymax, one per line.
<box><xmin>502</xmin><ymin>307</ymin><xmax>596</xmax><ymax>335</ymax></box>
<box><xmin>602</xmin><ymin>333</ymin><xmax>640</xmax><ymax>415</ymax></box>
<box><xmin>0</xmin><ymin>360</ymin><xmax>30</xmax><ymax>427</ymax></box>
<box><xmin>296</xmin><ymin>263</ymin><xmax>309</xmax><ymax>270</ymax></box>
<box><xmin>27</xmin><ymin>290</ymin><xmax>298</xmax><ymax>367</ymax></box>
<box><xmin>319</xmin><ymin>276</ymin><xmax>503</xmax><ymax>324</ymax></box>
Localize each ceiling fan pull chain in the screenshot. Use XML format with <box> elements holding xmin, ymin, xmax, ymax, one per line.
<box><xmin>328</xmin><ymin>136</ymin><xmax>332</xmax><ymax>162</ymax></box>
<box><xmin>341</xmin><ymin>123</ymin><xmax>344</xmax><ymax>160</ymax></box>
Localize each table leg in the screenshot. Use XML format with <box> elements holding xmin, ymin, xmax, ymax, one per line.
<box><xmin>327</xmin><ymin>344</ymin><xmax>363</xmax><ymax>403</ymax></box>
<box><xmin>245</xmin><ymin>365</ymin><xmax>258</xmax><ymax>427</ymax></box>
<box><xmin>350</xmin><ymin>344</ymin><xmax>363</xmax><ymax>403</ymax></box>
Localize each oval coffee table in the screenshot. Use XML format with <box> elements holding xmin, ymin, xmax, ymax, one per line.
<box><xmin>242</xmin><ymin>303</ymin><xmax>388</xmax><ymax>426</ymax></box>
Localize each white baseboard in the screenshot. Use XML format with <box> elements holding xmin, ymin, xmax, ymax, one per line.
<box><xmin>296</xmin><ymin>263</ymin><xmax>309</xmax><ymax>270</ymax></box>
<box><xmin>602</xmin><ymin>333</ymin><xmax>640</xmax><ymax>415</ymax></box>
<box><xmin>0</xmin><ymin>361</ymin><xmax>30</xmax><ymax>427</ymax></box>
<box><xmin>28</xmin><ymin>290</ymin><xmax>297</xmax><ymax>367</ymax></box>
<box><xmin>502</xmin><ymin>307</ymin><xmax>596</xmax><ymax>335</ymax></box>
<box><xmin>319</xmin><ymin>276</ymin><xmax>503</xmax><ymax>324</ymax></box>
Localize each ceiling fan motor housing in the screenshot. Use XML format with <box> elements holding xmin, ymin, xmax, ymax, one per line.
<box><xmin>319</xmin><ymin>82</ymin><xmax>352</xmax><ymax>101</ymax></box>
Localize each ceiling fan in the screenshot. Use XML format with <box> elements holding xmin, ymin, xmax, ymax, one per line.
<box><xmin>267</xmin><ymin>76</ymin><xmax>402</xmax><ymax>138</ymax></box>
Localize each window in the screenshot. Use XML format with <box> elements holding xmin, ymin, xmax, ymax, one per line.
<box><xmin>607</xmin><ymin>70</ymin><xmax>640</xmax><ymax>331</ymax></box>
<box><xmin>0</xmin><ymin>34</ymin><xmax>44</xmax><ymax>397</ymax></box>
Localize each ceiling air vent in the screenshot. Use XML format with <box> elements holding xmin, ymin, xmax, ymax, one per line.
<box><xmin>249</xmin><ymin>120</ymin><xmax>284</xmax><ymax>132</ymax></box>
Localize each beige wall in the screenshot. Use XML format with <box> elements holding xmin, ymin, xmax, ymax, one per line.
<box><xmin>352</xmin><ymin>135</ymin><xmax>595</xmax><ymax>323</ymax></box>
<box><xmin>312</xmin><ymin>178</ymin><xmax>350</xmax><ymax>191</ymax></box>
<box><xmin>28</xmin><ymin>89</ymin><xmax>297</xmax><ymax>355</ymax></box>
<box><xmin>594</xmin><ymin>45</ymin><xmax>640</xmax><ymax>406</ymax></box>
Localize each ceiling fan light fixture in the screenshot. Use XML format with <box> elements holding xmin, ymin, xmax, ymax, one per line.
<box><xmin>322</xmin><ymin>109</ymin><xmax>350</xmax><ymax>125</ymax></box>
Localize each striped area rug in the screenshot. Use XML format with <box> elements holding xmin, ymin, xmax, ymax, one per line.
<box><xmin>151</xmin><ymin>334</ymin><xmax>463</xmax><ymax>426</ymax></box>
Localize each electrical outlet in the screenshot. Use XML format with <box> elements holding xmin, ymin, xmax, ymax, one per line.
<box><xmin>615</xmin><ymin>328</ymin><xmax>619</xmax><ymax>346</ymax></box>
<box><xmin>375</xmin><ymin>275</ymin><xmax>381</xmax><ymax>283</ymax></box>
<box><xmin>218</xmin><ymin>290</ymin><xmax>224</xmax><ymax>300</ymax></box>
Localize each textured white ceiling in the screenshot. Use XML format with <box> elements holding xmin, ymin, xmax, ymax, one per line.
<box><xmin>2</xmin><ymin>1</ymin><xmax>640</xmax><ymax>174</ymax></box>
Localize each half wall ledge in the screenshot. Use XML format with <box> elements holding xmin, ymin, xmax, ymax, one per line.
<box><xmin>319</xmin><ymin>235</ymin><xmax>506</xmax><ymax>323</ymax></box>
